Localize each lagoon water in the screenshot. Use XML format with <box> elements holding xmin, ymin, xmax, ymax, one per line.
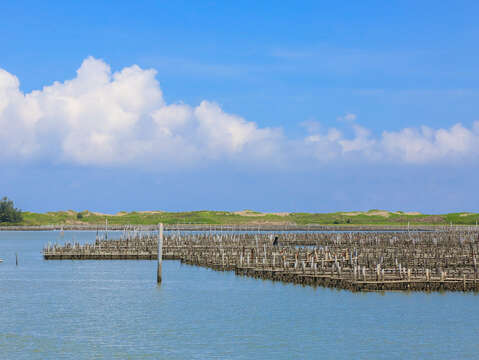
<box><xmin>0</xmin><ymin>231</ymin><xmax>478</xmax><ymax>359</ymax></box>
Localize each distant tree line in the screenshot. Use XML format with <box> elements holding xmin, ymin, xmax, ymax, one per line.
<box><xmin>0</xmin><ymin>197</ymin><xmax>23</xmax><ymax>223</ymax></box>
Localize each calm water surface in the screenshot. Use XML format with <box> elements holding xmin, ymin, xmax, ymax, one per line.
<box><xmin>0</xmin><ymin>231</ymin><xmax>478</xmax><ymax>359</ymax></box>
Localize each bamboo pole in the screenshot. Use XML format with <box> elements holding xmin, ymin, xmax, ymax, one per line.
<box><xmin>157</xmin><ymin>223</ymin><xmax>164</xmax><ymax>284</ymax></box>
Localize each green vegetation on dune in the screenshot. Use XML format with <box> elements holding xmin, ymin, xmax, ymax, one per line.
<box><xmin>4</xmin><ymin>209</ymin><xmax>479</xmax><ymax>226</ymax></box>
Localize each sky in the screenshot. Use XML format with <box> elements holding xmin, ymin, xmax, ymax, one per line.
<box><xmin>1</xmin><ymin>1</ymin><xmax>478</xmax><ymax>213</ymax></box>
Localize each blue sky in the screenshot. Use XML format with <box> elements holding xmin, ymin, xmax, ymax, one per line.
<box><xmin>1</xmin><ymin>1</ymin><xmax>478</xmax><ymax>213</ymax></box>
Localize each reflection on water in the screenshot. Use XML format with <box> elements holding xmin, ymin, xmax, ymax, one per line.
<box><xmin>0</xmin><ymin>231</ymin><xmax>478</xmax><ymax>359</ymax></box>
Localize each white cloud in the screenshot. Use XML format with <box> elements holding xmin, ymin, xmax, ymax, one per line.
<box><xmin>1</xmin><ymin>57</ymin><xmax>478</xmax><ymax>168</ymax></box>
<box><xmin>0</xmin><ymin>57</ymin><xmax>281</xmax><ymax>167</ymax></box>
<box><xmin>381</xmin><ymin>123</ymin><xmax>479</xmax><ymax>163</ymax></box>
<box><xmin>337</xmin><ymin>113</ymin><xmax>357</xmax><ymax>123</ymax></box>
<box><xmin>306</xmin><ymin>121</ymin><xmax>479</xmax><ymax>164</ymax></box>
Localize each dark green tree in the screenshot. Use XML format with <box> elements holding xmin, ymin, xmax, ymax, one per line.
<box><xmin>0</xmin><ymin>197</ymin><xmax>23</xmax><ymax>223</ymax></box>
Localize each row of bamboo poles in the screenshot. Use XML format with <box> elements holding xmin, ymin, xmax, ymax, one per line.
<box><xmin>43</xmin><ymin>228</ymin><xmax>479</xmax><ymax>292</ymax></box>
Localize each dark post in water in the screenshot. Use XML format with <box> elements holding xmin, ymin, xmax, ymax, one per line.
<box><xmin>157</xmin><ymin>223</ymin><xmax>164</xmax><ymax>284</ymax></box>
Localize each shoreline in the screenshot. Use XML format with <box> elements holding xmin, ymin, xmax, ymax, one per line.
<box><xmin>1</xmin><ymin>224</ymin><xmax>476</xmax><ymax>232</ymax></box>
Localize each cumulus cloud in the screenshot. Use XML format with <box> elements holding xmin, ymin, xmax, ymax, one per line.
<box><xmin>381</xmin><ymin>123</ymin><xmax>479</xmax><ymax>163</ymax></box>
<box><xmin>0</xmin><ymin>57</ymin><xmax>478</xmax><ymax>168</ymax></box>
<box><xmin>0</xmin><ymin>57</ymin><xmax>281</xmax><ymax>167</ymax></box>
<box><xmin>305</xmin><ymin>120</ymin><xmax>479</xmax><ymax>164</ymax></box>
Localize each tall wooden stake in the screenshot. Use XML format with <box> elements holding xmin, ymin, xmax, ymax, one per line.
<box><xmin>157</xmin><ymin>223</ymin><xmax>164</xmax><ymax>284</ymax></box>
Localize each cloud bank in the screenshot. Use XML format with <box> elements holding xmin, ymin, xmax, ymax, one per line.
<box><xmin>1</xmin><ymin>57</ymin><xmax>478</xmax><ymax>168</ymax></box>
<box><xmin>305</xmin><ymin>122</ymin><xmax>479</xmax><ymax>164</ymax></box>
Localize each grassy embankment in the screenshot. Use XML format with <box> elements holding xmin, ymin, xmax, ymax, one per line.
<box><xmin>3</xmin><ymin>209</ymin><xmax>478</xmax><ymax>226</ymax></box>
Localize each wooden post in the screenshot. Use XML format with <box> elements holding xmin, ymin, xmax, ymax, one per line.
<box><xmin>263</xmin><ymin>244</ymin><xmax>266</xmax><ymax>265</ymax></box>
<box><xmin>105</xmin><ymin>219</ymin><xmax>108</xmax><ymax>240</ymax></box>
<box><xmin>15</xmin><ymin>253</ymin><xmax>18</xmax><ymax>266</ymax></box>
<box><xmin>157</xmin><ymin>223</ymin><xmax>164</xmax><ymax>284</ymax></box>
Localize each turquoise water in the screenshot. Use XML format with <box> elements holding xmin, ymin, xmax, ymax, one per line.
<box><xmin>0</xmin><ymin>231</ymin><xmax>478</xmax><ymax>359</ymax></box>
